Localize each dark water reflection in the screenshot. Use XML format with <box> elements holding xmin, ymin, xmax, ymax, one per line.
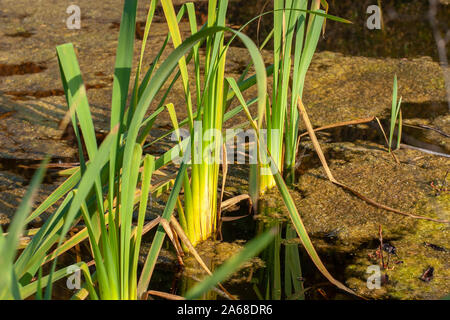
<box><xmin>222</xmin><ymin>0</ymin><xmax>449</xmax><ymax>62</ymax></box>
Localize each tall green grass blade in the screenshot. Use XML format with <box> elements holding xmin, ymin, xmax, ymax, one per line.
<box><xmin>130</xmin><ymin>154</ymin><xmax>155</xmax><ymax>299</ymax></box>
<box><xmin>56</xmin><ymin>44</ymin><xmax>98</xmax><ymax>160</ymax></box>
<box><xmin>108</xmin><ymin>1</ymin><xmax>138</xmax><ymax>259</ymax></box>
<box><xmin>389</xmin><ymin>75</ymin><xmax>399</xmax><ymax>152</ymax></box>
<box><xmin>160</xmin><ymin>0</ymin><xmax>195</xmax><ymax>130</ymax></box>
<box><xmin>137</xmin><ymin>161</ymin><xmax>188</xmax><ymax>298</ymax></box>
<box><xmin>130</xmin><ymin>0</ymin><xmax>156</xmax><ymax>124</ymax></box>
<box><xmin>120</xmin><ymin>143</ymin><xmax>143</xmax><ymax>299</ymax></box>
<box><xmin>57</xmin><ymin>43</ymin><xmax>106</xmax><ymax>247</ymax></box>
<box><xmin>112</xmin><ymin>0</ymin><xmax>137</xmax><ymax>130</ymax></box>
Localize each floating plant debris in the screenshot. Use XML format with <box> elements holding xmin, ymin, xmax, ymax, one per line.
<box><xmin>5</xmin><ymin>31</ymin><xmax>35</xmax><ymax>38</ymax></box>
<box><xmin>0</xmin><ymin>62</ymin><xmax>47</xmax><ymax>76</ymax></box>
<box><xmin>5</xmin><ymin>88</ymin><xmax>65</xmax><ymax>100</ymax></box>
<box><xmin>419</xmin><ymin>267</ymin><xmax>434</xmax><ymax>282</ymax></box>
<box><xmin>423</xmin><ymin>242</ymin><xmax>447</xmax><ymax>252</ymax></box>
<box><xmin>4</xmin><ymin>83</ymin><xmax>107</xmax><ymax>100</ymax></box>
<box><xmin>109</xmin><ymin>20</ymin><xmax>164</xmax><ymax>40</ymax></box>
<box><xmin>0</xmin><ymin>111</ymin><xmax>16</xmax><ymax>120</ymax></box>
<box><xmin>382</xmin><ymin>243</ymin><xmax>397</xmax><ymax>255</ymax></box>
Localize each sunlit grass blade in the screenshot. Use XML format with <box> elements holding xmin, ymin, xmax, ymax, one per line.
<box><xmin>57</xmin><ymin>43</ymin><xmax>106</xmax><ymax>248</ymax></box>
<box><xmin>56</xmin><ymin>44</ymin><xmax>98</xmax><ymax>160</ymax></box>
<box><xmin>130</xmin><ymin>0</ymin><xmax>155</xmax><ymax>124</ymax></box>
<box><xmin>119</xmin><ymin>143</ymin><xmax>143</xmax><ymax>299</ymax></box>
<box><xmin>389</xmin><ymin>75</ymin><xmax>398</xmax><ymax>152</ymax></box>
<box><xmin>389</xmin><ymin>75</ymin><xmax>402</xmax><ymax>152</ymax></box>
<box><xmin>112</xmin><ymin>0</ymin><xmax>137</xmax><ymax>130</ymax></box>
<box><xmin>26</xmin><ymin>169</ymin><xmax>81</xmax><ymax>224</ymax></box>
<box><xmin>108</xmin><ymin>1</ymin><xmax>138</xmax><ymax>261</ymax></box>
<box><xmin>129</xmin><ymin>154</ymin><xmax>155</xmax><ymax>298</ymax></box>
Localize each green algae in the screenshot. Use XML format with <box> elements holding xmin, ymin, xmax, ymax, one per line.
<box><xmin>346</xmin><ymin>193</ymin><xmax>449</xmax><ymax>299</ymax></box>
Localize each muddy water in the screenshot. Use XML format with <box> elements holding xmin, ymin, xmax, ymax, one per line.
<box><xmin>223</xmin><ymin>0</ymin><xmax>449</xmax><ymax>62</ymax></box>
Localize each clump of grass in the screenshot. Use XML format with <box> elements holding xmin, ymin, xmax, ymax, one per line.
<box><xmin>1</xmin><ymin>0</ymin><xmax>357</xmax><ymax>300</ymax></box>
<box><xmin>258</xmin><ymin>0</ymin><xmax>351</xmax><ymax>192</ymax></box>
<box><xmin>159</xmin><ymin>0</ymin><xmax>267</xmax><ymax>246</ymax></box>
<box><xmin>0</xmin><ymin>0</ymin><xmax>273</xmax><ymax>300</ymax></box>
<box><xmin>389</xmin><ymin>74</ymin><xmax>402</xmax><ymax>152</ymax></box>
<box><xmin>53</xmin><ymin>0</ymin><xmax>271</xmax><ymax>299</ymax></box>
<box><xmin>262</xmin><ymin>0</ymin><xmax>324</xmax><ymax>191</ymax></box>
